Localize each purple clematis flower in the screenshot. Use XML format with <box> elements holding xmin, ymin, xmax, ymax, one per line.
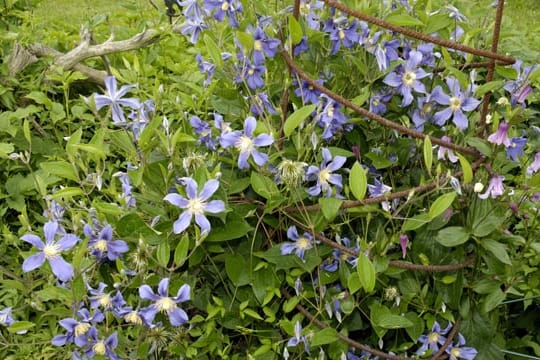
<box><xmin>164</xmin><ymin>177</ymin><xmax>225</xmax><ymax>235</ymax></box>
<box><xmin>324</xmin><ymin>18</ymin><xmax>360</xmax><ymax>55</ymax></box>
<box><xmin>411</xmin><ymin>93</ymin><xmax>436</xmax><ymax>131</ymax></box>
<box><xmin>316</xmin><ymin>96</ymin><xmax>349</xmax><ymax>140</ymax></box>
<box><xmin>252</xmin><ymin>27</ymin><xmax>280</xmax><ymax>63</ymax></box>
<box><xmin>431</xmin><ymin>77</ymin><xmax>480</xmax><ymax>129</ymax></box>
<box><xmin>478</xmin><ymin>175</ymin><xmax>505</xmax><ymax>199</ymax></box>
<box><xmin>235</xmin><ymin>55</ymin><xmax>266</xmax><ymax>90</ymax></box>
<box><xmin>504</xmin><ymin>60</ymin><xmax>539</xmax><ymax>106</ymax></box>
<box><xmin>438</xmin><ymin>136</ymin><xmax>459</xmax><ymax>163</ymax></box>
<box><xmin>306</xmin><ymin>148</ymin><xmax>346</xmax><ymax>197</ymax></box>
<box><xmin>21</xmin><ymin>221</ymin><xmax>79</xmax><ymax>282</ymax></box>
<box><xmin>280</xmin><ymin>226</ymin><xmax>314</xmax><ymax>261</ymax></box>
<box><xmin>203</xmin><ymin>0</ymin><xmax>243</xmax><ymax>27</ymax></box>
<box><xmin>52</xmin><ymin>308</ymin><xmax>104</xmax><ymax>347</ymax></box>
<box><xmin>178</xmin><ymin>0</ymin><xmax>206</xmax><ymax>21</ymax></box>
<box><xmin>220</xmin><ymin>116</ymin><xmax>274</xmax><ymax>169</ymax></box>
<box><xmin>506</xmin><ymin>137</ymin><xmax>526</xmax><ymax>161</ymax></box>
<box><xmin>446</xmin><ymin>333</ymin><xmax>478</xmax><ymax>360</ymax></box>
<box><xmin>0</xmin><ymin>307</ymin><xmax>15</xmax><ymax>327</ymax></box>
<box><xmin>287</xmin><ymin>321</ymin><xmax>310</xmax><ymax>355</ymax></box>
<box><xmin>139</xmin><ymin>278</ymin><xmax>190</xmax><ymax>326</ymax></box>
<box><xmin>84</xmin><ymin>224</ymin><xmax>129</xmax><ymax>262</ymax></box>
<box><xmin>114</xmin><ymin>171</ymin><xmax>136</xmax><ymax>208</ymax></box>
<box><xmin>250</xmin><ymin>92</ymin><xmax>278</xmax><ymax>116</ymax></box>
<box><xmin>88</xmin><ymin>283</ymin><xmax>124</xmax><ymax>311</ymax></box>
<box><xmin>190</xmin><ymin>115</ymin><xmax>217</xmax><ymax>150</ymax></box>
<box><xmin>487</xmin><ymin>121</ymin><xmax>511</xmax><ymax>147</ymax></box>
<box><xmin>94</xmin><ymin>76</ymin><xmax>140</xmax><ymax>124</ymax></box>
<box><xmin>527</xmin><ymin>152</ymin><xmax>540</xmax><ymax>176</ymax></box>
<box><xmin>416</xmin><ymin>321</ymin><xmax>452</xmax><ymax>355</ymax></box>
<box><xmin>400</xmin><ymin>234</ymin><xmax>409</xmax><ymax>258</ymax></box>
<box><xmin>368</xmin><ymin>178</ymin><xmax>393</xmax><ymax>211</ymax></box>
<box><xmin>80</xmin><ymin>329</ymin><xmax>121</xmax><ymax>360</ymax></box>
<box><xmin>179</xmin><ymin>18</ymin><xmax>209</xmax><ymax>44</ymax></box>
<box><xmin>196</xmin><ymin>53</ymin><xmax>215</xmax><ymax>86</ymax></box>
<box><xmin>294</xmin><ymin>78</ymin><xmax>324</xmax><ymax>105</ymax></box>
<box><xmin>299</xmin><ymin>0</ymin><xmax>324</xmax><ymax>30</ymax></box>
<box><xmin>322</xmin><ymin>237</ymin><xmax>358</xmax><ymax>272</ymax></box>
<box><xmin>293</xmin><ymin>36</ymin><xmax>309</xmax><ymax>56</ymax></box>
<box><xmin>383</xmin><ymin>50</ymin><xmax>430</xmax><ymax>107</ymax></box>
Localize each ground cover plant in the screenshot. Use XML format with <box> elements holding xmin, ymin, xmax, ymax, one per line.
<box><xmin>1</xmin><ymin>0</ymin><xmax>540</xmax><ymax>359</ymax></box>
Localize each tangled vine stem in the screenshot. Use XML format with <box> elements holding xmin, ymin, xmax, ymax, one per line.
<box><xmin>280</xmin><ymin>50</ymin><xmax>481</xmax><ymax>157</ymax></box>
<box><xmin>321</xmin><ymin>0</ymin><xmax>515</xmax><ymax>65</ymax></box>
<box><xmin>480</xmin><ymin>0</ymin><xmax>506</xmax><ymax>127</ymax></box>
<box><xmin>281</xmin><ymin>288</ymin><xmax>416</xmax><ymax>360</ymax></box>
<box><xmin>432</xmin><ymin>319</ymin><xmax>462</xmax><ymax>360</ymax></box>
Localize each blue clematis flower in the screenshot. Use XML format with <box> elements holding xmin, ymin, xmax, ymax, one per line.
<box><xmin>21</xmin><ymin>221</ymin><xmax>80</xmax><ymax>282</ymax></box>
<box><xmin>77</xmin><ymin>328</ymin><xmax>121</xmax><ymax>360</ymax></box>
<box><xmin>446</xmin><ymin>333</ymin><xmax>478</xmax><ymax>360</ymax></box>
<box><xmin>164</xmin><ymin>177</ymin><xmax>225</xmax><ymax>235</ymax></box>
<box><xmin>93</xmin><ymin>76</ymin><xmax>140</xmax><ymax>124</ymax></box>
<box><xmin>252</xmin><ymin>26</ymin><xmax>280</xmax><ymax>63</ymax></box>
<box><xmin>178</xmin><ymin>0</ymin><xmax>206</xmax><ymax>21</ymax></box>
<box><xmin>324</xmin><ymin>18</ymin><xmax>360</xmax><ymax>55</ymax></box>
<box><xmin>306</xmin><ymin>148</ymin><xmax>346</xmax><ymax>197</ymax></box>
<box><xmin>487</xmin><ymin>121</ymin><xmax>511</xmax><ymax>147</ymax></box>
<box><xmin>84</xmin><ymin>224</ymin><xmax>129</xmax><ymax>262</ymax></box>
<box><xmin>431</xmin><ymin>77</ymin><xmax>480</xmax><ymax>129</ymax></box>
<box><xmin>52</xmin><ymin>308</ymin><xmax>104</xmax><ymax>347</ymax></box>
<box><xmin>287</xmin><ymin>321</ymin><xmax>310</xmax><ymax>355</ymax></box>
<box><xmin>0</xmin><ymin>307</ymin><xmax>15</xmax><ymax>327</ymax></box>
<box><xmin>220</xmin><ymin>116</ymin><xmax>274</xmax><ymax>169</ymax></box>
<box><xmin>139</xmin><ymin>278</ymin><xmax>190</xmax><ymax>326</ymax></box>
<box><xmin>179</xmin><ymin>18</ymin><xmax>209</xmax><ymax>44</ymax></box>
<box><xmin>196</xmin><ymin>53</ymin><xmax>215</xmax><ymax>86</ymax></box>
<box><xmin>280</xmin><ymin>226</ymin><xmax>314</xmax><ymax>261</ymax></box>
<box><xmin>203</xmin><ymin>0</ymin><xmax>243</xmax><ymax>27</ymax></box>
<box><xmin>478</xmin><ymin>175</ymin><xmax>505</xmax><ymax>199</ymax></box>
<box><xmin>416</xmin><ymin>321</ymin><xmax>452</xmax><ymax>355</ymax></box>
<box><xmin>235</xmin><ymin>55</ymin><xmax>266</xmax><ymax>90</ymax></box>
<box><xmin>506</xmin><ymin>137</ymin><xmax>527</xmax><ymax>161</ymax></box>
<box><xmin>383</xmin><ymin>50</ymin><xmax>430</xmax><ymax>107</ymax></box>
<box><xmin>527</xmin><ymin>152</ymin><xmax>540</xmax><ymax>176</ymax></box>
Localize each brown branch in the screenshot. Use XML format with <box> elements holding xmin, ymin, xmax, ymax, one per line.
<box><xmin>281</xmin><ymin>288</ymin><xmax>415</xmax><ymax>360</ymax></box>
<box><xmin>321</xmin><ymin>0</ymin><xmax>515</xmax><ymax>65</ymax></box>
<box><xmin>280</xmin><ymin>50</ymin><xmax>481</xmax><ymax>157</ymax></box>
<box><xmin>432</xmin><ymin>320</ymin><xmax>461</xmax><ymax>360</ymax></box>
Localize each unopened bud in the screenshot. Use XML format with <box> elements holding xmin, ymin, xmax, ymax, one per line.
<box><xmin>474</xmin><ymin>182</ymin><xmax>484</xmax><ymax>193</ymax></box>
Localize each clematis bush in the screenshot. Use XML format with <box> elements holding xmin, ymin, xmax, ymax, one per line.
<box><xmin>1</xmin><ymin>0</ymin><xmax>540</xmax><ymax>359</ymax></box>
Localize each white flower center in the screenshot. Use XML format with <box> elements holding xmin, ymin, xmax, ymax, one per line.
<box><xmin>156</xmin><ymin>297</ymin><xmax>176</xmax><ymax>312</ymax></box>
<box><xmin>43</xmin><ymin>243</ymin><xmax>60</xmax><ymax>259</ymax></box>
<box><xmin>428</xmin><ymin>332</ymin><xmax>440</xmax><ymax>344</ymax></box>
<box><xmin>248</xmin><ymin>68</ymin><xmax>255</xmax><ymax>76</ymax></box>
<box><xmin>296</xmin><ymin>237</ymin><xmax>312</xmax><ymax>250</ymax></box>
<box><xmin>98</xmin><ymin>294</ymin><xmax>112</xmax><ymax>308</ymax></box>
<box><xmin>451</xmin><ymin>348</ymin><xmax>461</xmax><ymax>358</ymax></box>
<box><xmin>221</xmin><ymin>1</ymin><xmax>229</xmax><ymax>11</ymax></box>
<box><xmin>326</xmin><ymin>105</ymin><xmax>334</xmax><ymax>118</ymax></box>
<box><xmin>338</xmin><ymin>30</ymin><xmax>345</xmax><ymax>40</ymax></box>
<box><xmin>187</xmin><ymin>198</ymin><xmax>205</xmax><ymax>215</ymax></box>
<box><xmin>125</xmin><ymin>311</ymin><xmax>142</xmax><ymax>325</ymax></box>
<box><xmin>254</xmin><ymin>40</ymin><xmax>262</xmax><ymax>51</ymax></box>
<box><xmin>402</xmin><ymin>71</ymin><xmax>417</xmax><ymax>86</ymax></box>
<box><xmin>450</xmin><ymin>97</ymin><xmax>462</xmax><ymax>111</ymax></box>
<box><xmin>94</xmin><ymin>240</ymin><xmax>108</xmax><ymax>252</ymax></box>
<box><xmin>236</xmin><ymin>135</ymin><xmax>254</xmax><ymax>153</ymax></box>
<box><xmin>93</xmin><ymin>341</ymin><xmax>106</xmax><ymax>355</ymax></box>
<box><xmin>74</xmin><ymin>323</ymin><xmax>91</xmax><ymax>337</ymax></box>
<box><xmin>319</xmin><ymin>169</ymin><xmax>331</xmax><ymax>184</ymax></box>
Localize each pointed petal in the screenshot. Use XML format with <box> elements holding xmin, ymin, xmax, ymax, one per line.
<box><xmin>181</xmin><ymin>177</ymin><xmax>198</xmax><ymax>199</ymax></box>
<box><xmin>173</xmin><ymin>211</ymin><xmax>192</xmax><ymax>234</ymax></box>
<box><xmin>383</xmin><ymin>72</ymin><xmax>402</xmax><ymax>87</ymax></box>
<box><xmin>452</xmin><ymin>110</ymin><xmax>469</xmax><ymax>129</ymax></box>
<box><xmin>174</xmin><ymin>284</ymin><xmax>191</xmax><ymax>302</ymax></box>
<box><xmin>99</xmin><ymin>225</ymin><xmax>113</xmax><ymax>241</ymax></box>
<box><xmin>253</xmin><ymin>134</ymin><xmax>274</xmax><ymax>147</ymax></box>
<box><xmin>158</xmin><ymin>278</ymin><xmax>170</xmax><ymax>297</ymax></box>
<box><xmin>328</xmin><ymin>156</ymin><xmax>346</xmax><ymax>171</ymax></box>
<box><xmin>21</xmin><ymin>234</ymin><xmax>44</xmax><ymax>250</ymax></box>
<box><xmin>139</xmin><ymin>285</ymin><xmax>158</xmax><ymax>301</ymax></box>
<box><xmin>194</xmin><ymin>214</ymin><xmax>211</xmax><ymax>234</ymax></box>
<box><xmin>199</xmin><ymin>179</ymin><xmax>219</xmax><ymax>200</ymax></box>
<box><xmin>243</xmin><ymin>116</ymin><xmax>257</xmax><ymax>137</ymax></box>
<box><xmin>167</xmin><ymin>307</ymin><xmax>189</xmax><ymax>326</ymax></box>
<box><xmin>115</xmin><ymin>84</ymin><xmax>136</xmax><ymax>99</ymax></box>
<box><xmin>105</xmin><ymin>332</ymin><xmax>118</xmax><ymax>348</ymax></box>
<box><xmin>43</xmin><ymin>221</ymin><xmax>59</xmax><ymax>243</ymax></box>
<box><xmin>238</xmin><ymin>151</ymin><xmax>250</xmax><ymax>169</ymax></box>
<box><xmin>117</xmin><ymin>97</ymin><xmax>141</xmax><ymax>110</ymax></box>
<box><xmin>251</xmin><ymin>150</ymin><xmax>269</xmax><ymax>166</ymax></box>
<box><xmin>287</xmin><ymin>226</ymin><xmax>299</xmax><ymax>240</ymax></box>
<box><xmin>93</xmin><ymin>94</ymin><xmax>112</xmax><ymax>110</ymax></box>
<box><xmin>461</xmin><ymin>97</ymin><xmax>481</xmax><ymax>111</ymax></box>
<box><xmin>164</xmin><ymin>193</ymin><xmax>189</xmax><ymax>208</ymax></box>
<box><xmin>22</xmin><ymin>253</ymin><xmax>45</xmax><ymax>272</ymax></box>
<box><xmin>433</xmin><ymin>108</ymin><xmax>453</xmax><ymax>126</ymax></box>
<box><xmin>104</xmin><ymin>76</ymin><xmax>118</xmax><ymax>98</ymax></box>
<box><xmin>204</xmin><ymin>200</ymin><xmax>225</xmax><ymax>213</ymax></box>
<box><xmin>57</xmin><ymin>234</ymin><xmax>80</xmax><ymax>251</ymax></box>
<box><xmin>49</xmin><ymin>256</ymin><xmax>74</xmax><ymax>282</ymax></box>
<box><xmin>219</xmin><ymin>131</ymin><xmax>241</xmax><ymax>148</ymax></box>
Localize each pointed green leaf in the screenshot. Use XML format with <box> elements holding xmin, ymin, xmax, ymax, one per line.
<box><xmin>436</xmin><ymin>226</ymin><xmax>470</xmax><ymax>247</ymax></box>
<box><xmin>402</xmin><ymin>213</ymin><xmax>431</xmax><ymax>231</ymax></box>
<box><xmin>174</xmin><ymin>234</ymin><xmax>190</xmax><ymax>267</ymax></box>
<box><xmin>481</xmin><ymin>239</ymin><xmax>512</xmax><ymax>265</ymax></box>
<box><xmin>311</xmin><ymin>327</ymin><xmax>339</xmax><ymax>346</ymax></box>
<box><xmin>386</xmin><ymin>13</ymin><xmax>425</xmax><ymax>27</ymax></box>
<box><xmin>423</xmin><ymin>136</ymin><xmax>433</xmax><ymax>174</ymax></box>
<box><xmin>458</xmin><ymin>154</ymin><xmax>473</xmax><ymax>184</ymax></box>
<box><xmin>357</xmin><ymin>253</ymin><xmax>376</xmax><ymax>293</ymax></box>
<box><xmin>288</xmin><ymin>15</ymin><xmax>303</xmax><ymax>44</ymax></box>
<box><xmin>156</xmin><ymin>240</ymin><xmax>170</xmax><ymax>268</ymax></box>
<box><xmin>349</xmin><ymin>161</ymin><xmax>367</xmax><ymax>200</ymax></box>
<box><xmin>283</xmin><ymin>104</ymin><xmax>316</xmax><ymax>137</ymax></box>
<box><xmin>318</xmin><ymin>197</ymin><xmax>343</xmax><ymax>221</ymax></box>
<box><xmin>428</xmin><ymin>192</ymin><xmax>456</xmax><ymax>219</ymax></box>
<box><xmin>8</xmin><ymin>321</ymin><xmax>35</xmax><ymax>334</ymax></box>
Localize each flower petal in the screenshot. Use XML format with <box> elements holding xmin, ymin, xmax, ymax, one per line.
<box><xmin>204</xmin><ymin>200</ymin><xmax>225</xmax><ymax>214</ymax></box>
<box><xmin>243</xmin><ymin>116</ymin><xmax>257</xmax><ymax>137</ymax></box>
<box><xmin>43</xmin><ymin>221</ymin><xmax>59</xmax><ymax>243</ymax></box>
<box><xmin>251</xmin><ymin>150</ymin><xmax>269</xmax><ymax>166</ymax></box>
<box><xmin>158</xmin><ymin>278</ymin><xmax>170</xmax><ymax>297</ymax></box>
<box><xmin>253</xmin><ymin>134</ymin><xmax>274</xmax><ymax>147</ymax></box>
<box><xmin>181</xmin><ymin>177</ymin><xmax>198</xmax><ymax>199</ymax></box>
<box><xmin>57</xmin><ymin>234</ymin><xmax>80</xmax><ymax>251</ymax></box>
<box><xmin>139</xmin><ymin>285</ymin><xmax>158</xmax><ymax>301</ymax></box>
<box><xmin>22</xmin><ymin>253</ymin><xmax>45</xmax><ymax>272</ymax></box>
<box><xmin>194</xmin><ymin>213</ymin><xmax>211</xmax><ymax>234</ymax></box>
<box><xmin>21</xmin><ymin>234</ymin><xmax>44</xmax><ymax>250</ymax></box>
<box><xmin>238</xmin><ymin>151</ymin><xmax>250</xmax><ymax>169</ymax></box>
<box><xmin>199</xmin><ymin>179</ymin><xmax>219</xmax><ymax>200</ymax></box>
<box><xmin>173</xmin><ymin>211</ymin><xmax>192</xmax><ymax>234</ymax></box>
<box><xmin>167</xmin><ymin>307</ymin><xmax>189</xmax><ymax>326</ymax></box>
<box><xmin>164</xmin><ymin>193</ymin><xmax>189</xmax><ymax>208</ymax></box>
<box><xmin>174</xmin><ymin>284</ymin><xmax>191</xmax><ymax>303</ymax></box>
<box><xmin>104</xmin><ymin>76</ymin><xmax>118</xmax><ymax>98</ymax></box>
<box><xmin>49</xmin><ymin>256</ymin><xmax>74</xmax><ymax>282</ymax></box>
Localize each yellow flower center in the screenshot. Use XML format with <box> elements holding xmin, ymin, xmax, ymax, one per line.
<box><xmin>254</xmin><ymin>40</ymin><xmax>262</xmax><ymax>51</ymax></box>
<box><xmin>236</xmin><ymin>135</ymin><xmax>254</xmax><ymax>153</ymax></box>
<box><xmin>319</xmin><ymin>169</ymin><xmax>331</xmax><ymax>184</ymax></box>
<box><xmin>326</xmin><ymin>105</ymin><xmax>334</xmax><ymax>118</ymax></box>
<box><xmin>428</xmin><ymin>332</ymin><xmax>440</xmax><ymax>344</ymax></box>
<box><xmin>338</xmin><ymin>30</ymin><xmax>346</xmax><ymax>40</ymax></box>
<box><xmin>421</xmin><ymin>103</ymin><xmax>432</xmax><ymax>116</ymax></box>
<box><xmin>451</xmin><ymin>348</ymin><xmax>461</xmax><ymax>358</ymax></box>
<box><xmin>296</xmin><ymin>237</ymin><xmax>311</xmax><ymax>250</ymax></box>
<box><xmin>372</xmin><ymin>99</ymin><xmax>379</xmax><ymax>106</ymax></box>
<box><xmin>248</xmin><ymin>68</ymin><xmax>255</xmax><ymax>76</ymax></box>
<box><xmin>187</xmin><ymin>198</ymin><xmax>205</xmax><ymax>215</ymax></box>
<box><xmin>156</xmin><ymin>297</ymin><xmax>176</xmax><ymax>312</ymax></box>
<box><xmin>93</xmin><ymin>341</ymin><xmax>106</xmax><ymax>355</ymax></box>
<box><xmin>43</xmin><ymin>243</ymin><xmax>60</xmax><ymax>259</ymax></box>
<box><xmin>450</xmin><ymin>97</ymin><xmax>462</xmax><ymax>111</ymax></box>
<box><xmin>94</xmin><ymin>240</ymin><xmax>108</xmax><ymax>252</ymax></box>
<box><xmin>221</xmin><ymin>2</ymin><xmax>229</xmax><ymax>11</ymax></box>
<box><xmin>98</xmin><ymin>294</ymin><xmax>112</xmax><ymax>308</ymax></box>
<box><xmin>74</xmin><ymin>323</ymin><xmax>91</xmax><ymax>337</ymax></box>
<box><xmin>402</xmin><ymin>71</ymin><xmax>417</xmax><ymax>86</ymax></box>
<box><xmin>125</xmin><ymin>311</ymin><xmax>143</xmax><ymax>325</ymax></box>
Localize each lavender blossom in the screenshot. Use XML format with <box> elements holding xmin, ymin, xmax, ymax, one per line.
<box><xmin>235</xmin><ymin>56</ymin><xmax>265</xmax><ymax>90</ymax></box>
<box><xmin>114</xmin><ymin>172</ymin><xmax>136</xmax><ymax>207</ymax></box>
<box><xmin>438</xmin><ymin>136</ymin><xmax>459</xmax><ymax>163</ymax></box>
<box><xmin>203</xmin><ymin>0</ymin><xmax>243</xmax><ymax>27</ymax></box>
<box><xmin>416</xmin><ymin>321</ymin><xmax>452</xmax><ymax>355</ymax></box>
<box><xmin>294</xmin><ymin>78</ymin><xmax>324</xmax><ymax>105</ymax></box>
<box><xmin>287</xmin><ymin>321</ymin><xmax>310</xmax><ymax>355</ymax></box>
<box><xmin>431</xmin><ymin>77</ymin><xmax>480</xmax><ymax>129</ymax></box>
<box><xmin>478</xmin><ymin>175</ymin><xmax>505</xmax><ymax>199</ymax></box>
<box><xmin>80</xmin><ymin>329</ymin><xmax>121</xmax><ymax>360</ymax></box>
<box><xmin>487</xmin><ymin>122</ymin><xmax>511</xmax><ymax>147</ymax></box>
<box><xmin>0</xmin><ymin>307</ymin><xmax>15</xmax><ymax>327</ymax></box>
<box><xmin>179</xmin><ymin>18</ymin><xmax>208</xmax><ymax>44</ymax></box>
<box><xmin>250</xmin><ymin>92</ymin><xmax>277</xmax><ymax>116</ymax></box>
<box><xmin>84</xmin><ymin>224</ymin><xmax>129</xmax><ymax>262</ymax></box>
<box><xmin>383</xmin><ymin>50</ymin><xmax>430</xmax><ymax>107</ymax></box>
<box><xmin>306</xmin><ymin>148</ymin><xmax>346</xmax><ymax>197</ymax></box>
<box><xmin>220</xmin><ymin>116</ymin><xmax>274</xmax><ymax>169</ymax></box>
<box><xmin>317</xmin><ymin>97</ymin><xmax>349</xmax><ymax>139</ymax></box>
<box><xmin>504</xmin><ymin>60</ymin><xmax>539</xmax><ymax>106</ymax></box>
<box><xmin>527</xmin><ymin>152</ymin><xmax>540</xmax><ymax>176</ymax></box>
<box><xmin>299</xmin><ymin>0</ymin><xmax>324</xmax><ymax>30</ymax></box>
<box><xmin>190</xmin><ymin>116</ymin><xmax>217</xmax><ymax>150</ymax></box>
<box><xmin>368</xmin><ymin>178</ymin><xmax>393</xmax><ymax>211</ymax></box>
<box><xmin>324</xmin><ymin>18</ymin><xmax>360</xmax><ymax>55</ymax></box>
<box><xmin>280</xmin><ymin>226</ymin><xmax>314</xmax><ymax>261</ymax></box>
<box><xmin>139</xmin><ymin>278</ymin><xmax>190</xmax><ymax>326</ymax></box>
<box><xmin>196</xmin><ymin>53</ymin><xmax>215</xmax><ymax>86</ymax></box>
<box><xmin>94</xmin><ymin>76</ymin><xmax>140</xmax><ymax>124</ymax></box>
<box><xmin>506</xmin><ymin>137</ymin><xmax>526</xmax><ymax>161</ymax></box>
<box><xmin>52</xmin><ymin>308</ymin><xmax>104</xmax><ymax>347</ymax></box>
<box><xmin>21</xmin><ymin>221</ymin><xmax>79</xmax><ymax>282</ymax></box>
<box><xmin>446</xmin><ymin>333</ymin><xmax>478</xmax><ymax>360</ymax></box>
<box><xmin>252</xmin><ymin>27</ymin><xmax>280</xmax><ymax>63</ymax></box>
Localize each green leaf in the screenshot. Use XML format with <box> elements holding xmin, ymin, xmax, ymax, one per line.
<box><xmin>236</xmin><ymin>31</ymin><xmax>254</xmax><ymax>51</ymax></box>
<box><xmin>481</xmin><ymin>239</ymin><xmax>512</xmax><ymax>265</ymax></box>
<box><xmin>468</xmin><ymin>199</ymin><xmax>505</xmax><ymax>237</ymax></box>
<box><xmin>428</xmin><ymin>192</ymin><xmax>456</xmax><ymax>219</ymax></box>
<box><xmin>347</xmin><ymin>272</ymin><xmax>362</xmax><ymax>294</ymax></box>
<box><xmin>494</xmin><ymin>66</ymin><xmax>518</xmax><ymax>79</ymax></box>
<box><xmin>349</xmin><ymin>161</ymin><xmax>367</xmax><ymax>201</ymax></box>
<box><xmin>436</xmin><ymin>226</ymin><xmax>470</xmax><ymax>247</ymax></box>
<box><xmin>282</xmin><ymin>296</ymin><xmax>299</xmax><ymax>313</ymax></box>
<box><xmin>0</xmin><ymin>143</ymin><xmax>14</xmax><ymax>158</ymax></box>
<box><xmin>482</xmin><ymin>288</ymin><xmax>506</xmax><ymax>313</ymax></box>
<box><xmin>250</xmin><ymin>172</ymin><xmax>280</xmax><ymax>200</ymax></box>
<box><xmin>72</xmin><ymin>275</ymin><xmax>86</xmax><ymax>302</ymax></box>
<box><xmin>50</xmin><ymin>187</ymin><xmax>85</xmax><ymax>199</ymax></box>
<box><xmin>318</xmin><ymin>197</ymin><xmax>343</xmax><ymax>221</ymax></box>
<box><xmin>283</xmin><ymin>104</ymin><xmax>316</xmax><ymax>137</ymax></box>
<box><xmin>206</xmin><ymin>214</ymin><xmax>252</xmax><ymax>242</ymax></box>
<box><xmin>404</xmin><ymin>313</ymin><xmax>424</xmax><ymax>341</ymax></box>
<box><xmin>425</xmin><ymin>12</ymin><xmax>454</xmax><ymax>33</ymax></box>
<box><xmin>40</xmin><ymin>161</ymin><xmax>79</xmax><ymax>182</ymax></box>
<box><xmin>174</xmin><ymin>235</ymin><xmax>189</xmax><ymax>267</ymax></box>
<box><xmin>311</xmin><ymin>328</ymin><xmax>339</xmax><ymax>346</ymax></box>
<box><xmin>25</xmin><ymin>91</ymin><xmax>52</xmax><ymax>107</ymax></box>
<box><xmin>288</xmin><ymin>15</ymin><xmax>303</xmax><ymax>44</ymax></box>
<box><xmin>458</xmin><ymin>154</ymin><xmax>473</xmax><ymax>184</ymax></box>
<box><xmin>203</xmin><ymin>34</ymin><xmax>223</xmax><ymax>67</ymax></box>
<box><xmin>386</xmin><ymin>13</ymin><xmax>425</xmax><ymax>27</ymax></box>
<box><xmin>475</xmin><ymin>80</ymin><xmax>505</xmax><ymax>97</ymax></box>
<box><xmin>376</xmin><ymin>314</ymin><xmax>414</xmax><ymax>329</ymax></box>
<box><xmin>72</xmin><ymin>144</ymin><xmax>106</xmax><ymax>159</ymax></box>
<box><xmin>402</xmin><ymin>213</ymin><xmax>430</xmax><ymax>231</ymax></box>
<box><xmin>357</xmin><ymin>253</ymin><xmax>376</xmax><ymax>293</ymax></box>
<box><xmin>423</xmin><ymin>136</ymin><xmax>432</xmax><ymax>174</ymax></box>
<box><xmin>466</xmin><ymin>137</ymin><xmax>492</xmax><ymax>157</ymax></box>
<box><xmin>225</xmin><ymin>253</ymin><xmax>251</xmax><ymax>286</ymax></box>
<box><xmin>156</xmin><ymin>240</ymin><xmax>170</xmax><ymax>268</ymax></box>
<box><xmin>8</xmin><ymin>321</ymin><xmax>35</xmax><ymax>334</ymax></box>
